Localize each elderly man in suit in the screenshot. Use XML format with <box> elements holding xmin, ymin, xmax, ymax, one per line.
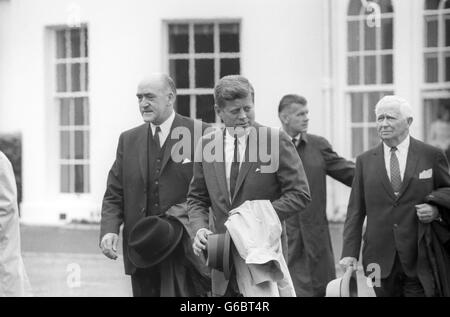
<box><xmin>100</xmin><ymin>73</ymin><xmax>209</xmax><ymax>297</ymax></box>
<box><xmin>278</xmin><ymin>94</ymin><xmax>355</xmax><ymax>297</ymax></box>
<box><xmin>340</xmin><ymin>95</ymin><xmax>450</xmax><ymax>297</ymax></box>
<box><xmin>188</xmin><ymin>75</ymin><xmax>311</xmax><ymax>297</ymax></box>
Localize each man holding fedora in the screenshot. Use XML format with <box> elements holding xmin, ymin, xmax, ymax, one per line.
<box><xmin>187</xmin><ymin>75</ymin><xmax>311</xmax><ymax>297</ymax></box>
<box><xmin>100</xmin><ymin>73</ymin><xmax>209</xmax><ymax>297</ymax></box>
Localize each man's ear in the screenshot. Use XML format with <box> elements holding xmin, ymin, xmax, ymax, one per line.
<box><xmin>279</xmin><ymin>112</ymin><xmax>288</xmax><ymax>125</ymax></box>
<box><xmin>407</xmin><ymin>117</ymin><xmax>413</xmax><ymax>126</ymax></box>
<box><xmin>168</xmin><ymin>92</ymin><xmax>175</xmax><ymax>106</ymax></box>
<box><xmin>214</xmin><ymin>104</ymin><xmax>222</xmax><ymax>116</ymax></box>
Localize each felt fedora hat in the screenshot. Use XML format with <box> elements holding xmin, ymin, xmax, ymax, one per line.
<box><xmin>326</xmin><ymin>267</ymin><xmax>358</xmax><ymax>297</ymax></box>
<box><xmin>204</xmin><ymin>231</ymin><xmax>232</xmax><ymax>280</ymax></box>
<box><xmin>128</xmin><ymin>215</ymin><xmax>184</xmax><ymax>268</ymax></box>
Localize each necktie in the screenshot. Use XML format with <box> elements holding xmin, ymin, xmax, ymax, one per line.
<box><xmin>229</xmin><ymin>136</ymin><xmax>240</xmax><ymax>199</ymax></box>
<box><xmin>292</xmin><ymin>137</ymin><xmax>298</xmax><ymax>147</ymax></box>
<box><xmin>153</xmin><ymin>126</ymin><xmax>161</xmax><ymax>154</ymax></box>
<box><xmin>390</xmin><ymin>147</ymin><xmax>402</xmax><ymax>194</ymax></box>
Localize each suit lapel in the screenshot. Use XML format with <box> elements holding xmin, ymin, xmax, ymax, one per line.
<box><xmin>397</xmin><ymin>138</ymin><xmax>419</xmax><ymax>199</ymax></box>
<box><xmin>160</xmin><ymin>114</ymin><xmax>183</xmax><ymax>172</ymax></box>
<box><xmin>374</xmin><ymin>144</ymin><xmax>397</xmax><ymax>200</ymax></box>
<box><xmin>213</xmin><ymin>130</ymin><xmax>231</xmax><ymax>210</ymax></box>
<box><xmin>231</xmin><ymin>128</ymin><xmax>258</xmax><ymax>203</ymax></box>
<box><xmin>138</xmin><ymin>123</ymin><xmax>150</xmax><ymax>186</ymax></box>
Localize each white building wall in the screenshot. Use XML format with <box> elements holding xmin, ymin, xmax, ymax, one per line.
<box><xmin>6</xmin><ymin>0</ymin><xmax>329</xmax><ymax>224</ymax></box>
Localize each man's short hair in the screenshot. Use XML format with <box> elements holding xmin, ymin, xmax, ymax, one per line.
<box><xmin>278</xmin><ymin>94</ymin><xmax>308</xmax><ymax>114</ymax></box>
<box><xmin>163</xmin><ymin>74</ymin><xmax>177</xmax><ymax>96</ymax></box>
<box><xmin>214</xmin><ymin>75</ymin><xmax>254</xmax><ymax>108</ymax></box>
<box><xmin>375</xmin><ymin>95</ymin><xmax>413</xmax><ymax>119</ymax></box>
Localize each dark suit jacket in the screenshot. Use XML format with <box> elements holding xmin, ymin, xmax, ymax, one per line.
<box><xmin>342</xmin><ymin>137</ymin><xmax>450</xmax><ymax>279</ymax></box>
<box><xmin>187</xmin><ymin>123</ymin><xmax>311</xmax><ymax>296</ymax></box>
<box><xmin>287</xmin><ymin>133</ymin><xmax>354</xmax><ymax>296</ymax></box>
<box><xmin>100</xmin><ymin>113</ymin><xmax>208</xmax><ymax>276</ymax></box>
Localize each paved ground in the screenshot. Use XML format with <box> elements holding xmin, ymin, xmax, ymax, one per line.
<box><xmin>19</xmin><ymin>222</ymin><xmax>373</xmax><ymax>297</ymax></box>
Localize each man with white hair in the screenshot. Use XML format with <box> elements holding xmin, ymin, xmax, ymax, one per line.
<box><xmin>340</xmin><ymin>95</ymin><xmax>450</xmax><ymax>296</ymax></box>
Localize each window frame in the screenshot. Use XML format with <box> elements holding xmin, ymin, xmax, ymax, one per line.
<box><xmin>163</xmin><ymin>19</ymin><xmax>241</xmax><ymax>124</ymax></box>
<box><xmin>345</xmin><ymin>0</ymin><xmax>395</xmax><ymax>158</ymax></box>
<box><xmin>52</xmin><ymin>25</ymin><xmax>90</xmax><ymax>194</ymax></box>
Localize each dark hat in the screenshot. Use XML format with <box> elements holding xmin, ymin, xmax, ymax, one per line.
<box><xmin>128</xmin><ymin>215</ymin><xmax>184</xmax><ymax>268</ymax></box>
<box><xmin>204</xmin><ymin>231</ymin><xmax>232</xmax><ymax>280</ymax></box>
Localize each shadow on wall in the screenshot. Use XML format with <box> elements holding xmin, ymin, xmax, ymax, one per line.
<box><xmin>0</xmin><ymin>133</ymin><xmax>22</xmax><ymax>209</ymax></box>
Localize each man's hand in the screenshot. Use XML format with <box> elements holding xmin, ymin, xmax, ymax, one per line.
<box><xmin>339</xmin><ymin>257</ymin><xmax>358</xmax><ymax>271</ymax></box>
<box><xmin>100</xmin><ymin>233</ymin><xmax>119</xmax><ymax>260</ymax></box>
<box><xmin>193</xmin><ymin>228</ymin><xmax>212</xmax><ymax>256</ymax></box>
<box><xmin>416</xmin><ymin>204</ymin><xmax>439</xmax><ymax>224</ymax></box>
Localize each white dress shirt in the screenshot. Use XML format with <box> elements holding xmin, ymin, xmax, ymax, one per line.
<box><xmin>383</xmin><ymin>135</ymin><xmax>410</xmax><ymax>182</ymax></box>
<box><xmin>150</xmin><ymin>110</ymin><xmax>175</xmax><ymax>146</ymax></box>
<box><xmin>224</xmin><ymin>129</ymin><xmax>248</xmax><ymax>201</ymax></box>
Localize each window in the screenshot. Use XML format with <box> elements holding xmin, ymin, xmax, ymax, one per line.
<box><xmin>167</xmin><ymin>22</ymin><xmax>240</xmax><ymax>123</ymax></box>
<box><xmin>424</xmin><ymin>0</ymin><xmax>450</xmax><ymax>83</ymax></box>
<box><xmin>347</xmin><ymin>0</ymin><xmax>394</xmax><ymax>156</ymax></box>
<box><xmin>423</xmin><ymin>1</ymin><xmax>450</xmax><ymax>156</ymax></box>
<box><xmin>54</xmin><ymin>26</ymin><xmax>90</xmax><ymax>193</ymax></box>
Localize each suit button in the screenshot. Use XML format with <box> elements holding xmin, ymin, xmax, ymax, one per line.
<box><xmin>141</xmin><ymin>207</ymin><xmax>145</xmax><ymax>214</ymax></box>
<box><xmin>155</xmin><ymin>181</ymin><xmax>159</xmax><ymax>185</ymax></box>
<box><xmin>393</xmin><ymin>224</ymin><xmax>398</xmax><ymax>229</ymax></box>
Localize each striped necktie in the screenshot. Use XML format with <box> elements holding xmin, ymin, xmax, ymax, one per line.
<box><xmin>390</xmin><ymin>146</ymin><xmax>402</xmax><ymax>194</ymax></box>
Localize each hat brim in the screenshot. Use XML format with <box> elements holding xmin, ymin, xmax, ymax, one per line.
<box><xmin>128</xmin><ymin>219</ymin><xmax>184</xmax><ymax>269</ymax></box>
<box><xmin>206</xmin><ymin>231</ymin><xmax>232</xmax><ymax>280</ymax></box>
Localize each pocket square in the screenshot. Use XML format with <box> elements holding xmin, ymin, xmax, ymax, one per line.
<box><xmin>255</xmin><ymin>168</ymin><xmax>261</xmax><ymax>173</ymax></box>
<box><xmin>419</xmin><ymin>169</ymin><xmax>432</xmax><ymax>179</ymax></box>
<box><xmin>182</xmin><ymin>158</ymin><xmax>192</xmax><ymax>164</ymax></box>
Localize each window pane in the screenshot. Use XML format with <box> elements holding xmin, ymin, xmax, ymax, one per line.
<box><xmin>176</xmin><ymin>95</ymin><xmax>190</xmax><ymax>117</ymax></box>
<box><xmin>56</xmin><ymin>30</ymin><xmax>66</xmax><ymax>59</ymax></box>
<box><xmin>368</xmin><ymin>92</ymin><xmax>380</xmax><ymax>122</ymax></box>
<box><xmin>74</xmin><ymin>165</ymin><xmax>85</xmax><ymax>193</ymax></box>
<box><xmin>74</xmin><ymin>131</ymin><xmax>86</xmax><ymax>159</ymax></box>
<box><xmin>446</xmin><ymin>0</ymin><xmax>450</xmax><ymax>9</ymax></box>
<box><xmin>425</xmin><ymin>54</ymin><xmax>439</xmax><ymax>82</ymax></box>
<box><xmin>425</xmin><ymin>0</ymin><xmax>440</xmax><ymax>10</ymax></box>
<box><xmin>351</xmin><ymin>93</ymin><xmax>364</xmax><ymax>123</ymax></box>
<box><xmin>368</xmin><ymin>127</ymin><xmax>379</xmax><ymax>148</ymax></box>
<box><xmin>84</xmin><ymin>63</ymin><xmax>89</xmax><ymax>91</ymax></box>
<box><xmin>348</xmin><ymin>56</ymin><xmax>360</xmax><ymax>85</ymax></box>
<box><xmin>348</xmin><ymin>0</ymin><xmax>362</xmax><ymax>15</ymax></box>
<box><xmin>381</xmin><ymin>18</ymin><xmax>393</xmax><ymax>49</ymax></box>
<box><xmin>381</xmin><ymin>54</ymin><xmax>393</xmax><ymax>84</ymax></box>
<box><xmin>169</xmin><ymin>59</ymin><xmax>189</xmax><ymax>89</ymax></box>
<box><xmin>364</xmin><ymin>22</ymin><xmax>376</xmax><ymax>51</ymax></box>
<box><xmin>70</xmin><ymin>28</ymin><xmax>81</xmax><ymax>58</ymax></box>
<box><xmin>194</xmin><ymin>24</ymin><xmax>214</xmax><ymax>53</ymax></box>
<box><xmin>61</xmin><ymin>165</ymin><xmax>71</xmax><ymax>193</ymax></box>
<box><xmin>74</xmin><ymin>97</ymin><xmax>86</xmax><ymax>125</ymax></box>
<box><xmin>71</xmin><ymin>63</ymin><xmax>81</xmax><ymax>92</ymax></box>
<box><xmin>348</xmin><ymin>21</ymin><xmax>360</xmax><ymax>52</ymax></box>
<box><xmin>352</xmin><ymin>127</ymin><xmax>364</xmax><ymax>157</ymax></box>
<box><xmin>195</xmin><ymin>59</ymin><xmax>214</xmax><ymax>88</ymax></box>
<box><xmin>83</xmin><ymin>28</ymin><xmax>88</xmax><ymax>57</ymax></box>
<box><xmin>220</xmin><ymin>58</ymin><xmax>240</xmax><ymax>77</ymax></box>
<box><xmin>60</xmin><ymin>98</ymin><xmax>71</xmax><ymax>126</ymax></box>
<box><xmin>169</xmin><ymin>24</ymin><xmax>189</xmax><ymax>54</ymax></box>
<box><xmin>446</xmin><ymin>55</ymin><xmax>450</xmax><ymax>81</ymax></box>
<box><xmin>378</xmin><ymin>0</ymin><xmax>394</xmax><ymax>13</ymax></box>
<box><xmin>196</xmin><ymin>95</ymin><xmax>215</xmax><ymax>123</ymax></box>
<box><xmin>60</xmin><ymin>131</ymin><xmax>71</xmax><ymax>159</ymax></box>
<box><xmin>425</xmin><ymin>18</ymin><xmax>438</xmax><ymax>47</ymax></box>
<box><xmin>56</xmin><ymin>64</ymin><xmax>67</xmax><ymax>92</ymax></box>
<box><xmin>364</xmin><ymin>55</ymin><xmax>377</xmax><ymax>84</ymax></box>
<box><xmin>219</xmin><ymin>23</ymin><xmax>239</xmax><ymax>53</ymax></box>
<box><xmin>446</xmin><ymin>16</ymin><xmax>450</xmax><ymax>47</ymax></box>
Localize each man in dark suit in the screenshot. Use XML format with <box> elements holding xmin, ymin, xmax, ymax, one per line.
<box><xmin>100</xmin><ymin>73</ymin><xmax>208</xmax><ymax>297</ymax></box>
<box><xmin>340</xmin><ymin>95</ymin><xmax>450</xmax><ymax>297</ymax></box>
<box><xmin>187</xmin><ymin>75</ymin><xmax>311</xmax><ymax>297</ymax></box>
<box><xmin>278</xmin><ymin>94</ymin><xmax>355</xmax><ymax>297</ymax></box>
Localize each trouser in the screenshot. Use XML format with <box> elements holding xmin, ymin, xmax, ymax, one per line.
<box><xmin>131</xmin><ymin>268</ymin><xmax>160</xmax><ymax>297</ymax></box>
<box><xmin>373</xmin><ymin>253</ymin><xmax>424</xmax><ymax>297</ymax></box>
